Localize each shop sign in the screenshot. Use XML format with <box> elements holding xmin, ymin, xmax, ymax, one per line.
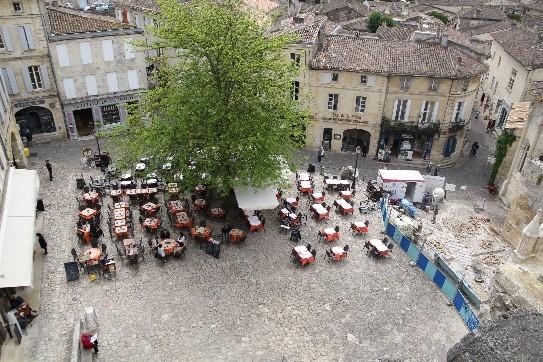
<box><xmin>66</xmin><ymin>94</ymin><xmax>141</xmax><ymax>111</ymax></box>
<box><xmin>321</xmin><ymin>112</ymin><xmax>369</xmax><ymax>124</ymax></box>
<box><xmin>13</xmin><ymin>99</ymin><xmax>46</xmax><ymax>109</ymax></box>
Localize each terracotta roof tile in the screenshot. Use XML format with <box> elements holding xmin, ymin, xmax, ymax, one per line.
<box><xmin>274</xmin><ymin>13</ymin><xmax>327</xmax><ymax>44</ymax></box>
<box><xmin>46</xmin><ymin>7</ymin><xmax>134</xmax><ymax>35</ymax></box>
<box><xmin>376</xmin><ymin>25</ymin><xmax>413</xmax><ymax>41</ymax></box>
<box><xmin>491</xmin><ymin>26</ymin><xmax>543</xmax><ymax>69</ymax></box>
<box><xmin>469</xmin><ymin>20</ymin><xmax>512</xmax><ymax>36</ymax></box>
<box><xmin>418</xmin><ymin>0</ymin><xmax>483</xmax><ymax>6</ymax></box>
<box><xmin>113</xmin><ymin>0</ymin><xmax>161</xmax><ymax>12</ymax></box>
<box><xmin>459</xmin><ymin>6</ymin><xmax>506</xmax><ymax>21</ymax></box>
<box><xmin>311</xmin><ymin>35</ymin><xmax>487</xmax><ymax>78</ymax></box>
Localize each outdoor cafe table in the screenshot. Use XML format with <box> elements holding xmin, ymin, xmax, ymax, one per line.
<box><xmin>114</xmin><ymin>202</ymin><xmax>130</xmax><ymax>209</ymax></box>
<box><xmin>114</xmin><ymin>219</ymin><xmax>126</xmax><ymax>227</ymax></box>
<box><xmin>195</xmin><ymin>184</ymin><xmax>206</xmax><ymax>193</ymax></box>
<box><xmin>110</xmin><ymin>189</ymin><xmax>123</xmax><ymax>198</ymax></box>
<box><xmin>142</xmin><ymin>217</ymin><xmax>161</xmax><ymax>230</ymax></box>
<box><xmin>115</xmin><ymin>226</ymin><xmax>129</xmax><ymax>238</ymax></box>
<box><xmin>351</xmin><ymin>221</ymin><xmax>369</xmax><ymax>234</ymax></box>
<box><xmin>114</xmin><ymin>208</ymin><xmax>128</xmax><ymax>219</ymax></box>
<box><xmin>294</xmin><ymin>245</ymin><xmax>315</xmax><ymax>267</ymax></box>
<box><xmin>161</xmin><ymin>239</ymin><xmax>177</xmax><ymax>255</ymax></box>
<box><xmin>77</xmin><ymin>224</ymin><xmax>92</xmax><ymax>243</ymax></box>
<box><xmin>298</xmin><ymin>181</ymin><xmax>313</xmax><ymax>194</ymax></box>
<box><xmin>285</xmin><ymin>197</ymin><xmax>299</xmax><ymax>208</ymax></box>
<box><xmin>311</xmin><ymin>192</ymin><xmax>325</xmax><ymax>203</ymax></box>
<box><xmin>140</xmin><ymin>202</ymin><xmax>159</xmax><ymax>214</ymax></box>
<box><xmin>335</xmin><ymin>199</ymin><xmax>354</xmax><ymax>215</ymax></box>
<box><xmin>311</xmin><ymin>204</ymin><xmax>329</xmax><ymax>220</ymax></box>
<box><xmin>247</xmin><ymin>215</ymin><xmax>263</xmax><ymax>232</ymax></box>
<box><xmin>168</xmin><ymin>200</ymin><xmax>185</xmax><ymax>214</ymax></box>
<box><xmin>79</xmin><ymin>208</ymin><xmax>97</xmax><ymax>220</ymax></box>
<box><xmin>167</xmin><ymin>183</ymin><xmax>178</xmax><ymax>190</ymax></box>
<box><xmin>325</xmin><ymin>179</ymin><xmax>351</xmax><ymax>191</ymax></box>
<box><xmin>82</xmin><ymin>191</ymin><xmax>100</xmax><ymax>203</ymax></box>
<box><xmin>369</xmin><ymin>239</ymin><xmax>389</xmax><ymax>257</ymax></box>
<box><xmin>191</xmin><ymin>226</ymin><xmax>212</xmax><ymax>240</ymax></box>
<box><xmin>121</xmin><ymin>173</ymin><xmax>133</xmax><ymax>181</ymax></box>
<box><xmin>175</xmin><ymin>212</ymin><xmax>193</xmax><ymax>228</ymax></box>
<box><xmin>209</xmin><ymin>207</ymin><xmax>225</xmax><ymax>218</ymax></box>
<box><xmin>340</xmin><ymin>190</ymin><xmax>353</xmax><ymax>200</ymax></box>
<box><xmin>298</xmin><ymin>172</ymin><xmax>310</xmax><ymax>181</ymax></box>
<box><xmin>322</xmin><ymin>227</ymin><xmax>340</xmax><ymax>242</ymax></box>
<box><xmin>229</xmin><ymin>229</ymin><xmax>246</xmax><ymax>243</ymax></box>
<box><xmin>331</xmin><ymin>246</ymin><xmax>347</xmax><ymax>261</ymax></box>
<box><xmin>80</xmin><ymin>247</ymin><xmax>102</xmax><ymax>264</ymax></box>
<box><xmin>194</xmin><ymin>198</ymin><xmax>206</xmax><ymax>210</ymax></box>
<box><xmin>123</xmin><ymin>239</ymin><xmax>138</xmax><ymax>257</ymax></box>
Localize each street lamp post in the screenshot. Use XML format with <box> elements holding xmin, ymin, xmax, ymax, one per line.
<box><xmin>352</xmin><ymin>146</ymin><xmax>361</xmax><ymax>190</ymax></box>
<box><xmin>94</xmin><ymin>130</ymin><xmax>102</xmax><ymax>155</ymax></box>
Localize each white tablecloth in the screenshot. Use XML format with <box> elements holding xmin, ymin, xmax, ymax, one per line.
<box><xmin>312</xmin><ymin>204</ymin><xmax>327</xmax><ymax>214</ymax></box>
<box><xmin>248</xmin><ymin>216</ymin><xmax>261</xmax><ymax>226</ymax></box>
<box><xmin>324</xmin><ymin>227</ymin><xmax>336</xmax><ymax>235</ymax></box>
<box><xmin>135</xmin><ymin>163</ymin><xmax>146</xmax><ymax>171</ymax></box>
<box><xmin>332</xmin><ymin>246</ymin><xmax>344</xmax><ymax>254</ymax></box>
<box><xmin>336</xmin><ymin>199</ymin><xmax>352</xmax><ymax>210</ymax></box>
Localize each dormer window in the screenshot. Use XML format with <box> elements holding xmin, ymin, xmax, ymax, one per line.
<box><xmin>400</xmin><ymin>77</ymin><xmax>411</xmax><ymax>91</ymax></box>
<box><xmin>12</xmin><ymin>2</ymin><xmax>23</xmax><ymax>13</ymax></box>
<box><xmin>429</xmin><ymin>79</ymin><xmax>439</xmax><ymax>92</ymax></box>
<box><xmin>331</xmin><ymin>73</ymin><xmax>339</xmax><ymax>81</ymax></box>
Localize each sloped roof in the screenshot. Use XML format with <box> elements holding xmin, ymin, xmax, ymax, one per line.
<box><xmin>469</xmin><ymin>20</ymin><xmax>513</xmax><ymax>36</ymax></box>
<box><xmin>375</xmin><ymin>25</ymin><xmax>413</xmax><ymax>41</ymax></box>
<box><xmin>491</xmin><ymin>26</ymin><xmax>543</xmax><ymax>69</ymax></box>
<box><xmin>311</xmin><ymin>35</ymin><xmax>487</xmax><ymax>78</ymax></box>
<box><xmin>418</xmin><ymin>0</ymin><xmax>483</xmax><ymax>6</ymax></box>
<box><xmin>113</xmin><ymin>0</ymin><xmax>161</xmax><ymax>12</ymax></box>
<box><xmin>505</xmin><ymin>102</ymin><xmax>532</xmax><ymax>129</ymax></box>
<box><xmin>459</xmin><ymin>5</ymin><xmax>506</xmax><ymax>21</ymax></box>
<box><xmin>275</xmin><ymin>13</ymin><xmax>327</xmax><ymax>45</ymax></box>
<box><xmin>46</xmin><ymin>6</ymin><xmax>134</xmax><ymax>35</ymax></box>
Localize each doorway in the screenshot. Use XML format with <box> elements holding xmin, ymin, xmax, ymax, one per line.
<box><xmin>405</xmin><ymin>182</ymin><xmax>416</xmax><ymax>202</ymax></box>
<box><xmin>322</xmin><ymin>128</ymin><xmax>332</xmax><ymax>150</ymax></box>
<box><xmin>497</xmin><ymin>108</ymin><xmax>508</xmax><ymax>128</ymax></box>
<box><xmin>443</xmin><ymin>136</ymin><xmax>457</xmax><ymax>158</ymax></box>
<box><xmin>342</xmin><ymin>129</ymin><xmax>371</xmax><ymax>152</ymax></box>
<box><xmin>73</xmin><ymin>108</ymin><xmax>94</xmax><ymax>137</ymax></box>
<box><xmin>15</xmin><ymin>106</ymin><xmax>56</xmax><ymax>134</ymax></box>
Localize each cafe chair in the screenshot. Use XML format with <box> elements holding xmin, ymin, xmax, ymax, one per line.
<box><xmin>387</xmin><ymin>243</ymin><xmax>394</xmax><ymax>251</ymax></box>
<box><xmin>344</xmin><ymin>245</ymin><xmax>350</xmax><ymax>252</ymax></box>
<box><xmin>364</xmin><ymin>241</ymin><xmax>371</xmax><ymax>250</ymax></box>
<box><xmin>306</xmin><ymin>243</ymin><xmax>312</xmax><ymax>251</ymax></box>
<box><xmin>325</xmin><ymin>249</ymin><xmax>332</xmax><ymax>261</ymax></box>
<box><xmin>311</xmin><ymin>249</ymin><xmax>317</xmax><ymax>259</ymax></box>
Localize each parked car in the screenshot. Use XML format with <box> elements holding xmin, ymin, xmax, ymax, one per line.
<box><xmin>92</xmin><ymin>2</ymin><xmax>109</xmax><ymax>11</ymax></box>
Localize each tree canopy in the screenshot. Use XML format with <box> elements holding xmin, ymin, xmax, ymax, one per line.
<box><xmin>427</xmin><ymin>11</ymin><xmax>449</xmax><ymax>25</ymax></box>
<box><xmin>107</xmin><ymin>0</ymin><xmax>309</xmax><ymax>193</ymax></box>
<box><xmin>367</xmin><ymin>11</ymin><xmax>396</xmax><ymax>33</ymax></box>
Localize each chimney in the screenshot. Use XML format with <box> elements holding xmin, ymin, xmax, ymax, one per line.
<box><xmin>441</xmin><ymin>35</ymin><xmax>449</xmax><ymax>47</ymax></box>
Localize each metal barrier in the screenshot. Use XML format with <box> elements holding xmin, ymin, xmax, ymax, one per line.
<box><xmin>380</xmin><ymin>198</ymin><xmax>480</xmax><ymax>332</ymax></box>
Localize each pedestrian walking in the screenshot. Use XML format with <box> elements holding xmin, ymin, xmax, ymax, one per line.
<box><xmin>426</xmin><ymin>161</ymin><xmax>433</xmax><ymax>174</ymax></box>
<box><xmin>45</xmin><ymin>160</ymin><xmax>53</xmax><ymax>181</ymax></box>
<box><xmin>433</xmin><ymin>165</ymin><xmax>440</xmax><ymax>176</ymax></box>
<box><xmin>470</xmin><ymin>142</ymin><xmax>480</xmax><ymax>156</ymax></box>
<box><xmin>362</xmin><ymin>142</ymin><xmax>367</xmax><ymax>157</ymax></box>
<box><xmin>432</xmin><ymin>206</ymin><xmax>439</xmax><ymax>224</ymax></box>
<box><xmin>317</xmin><ymin>145</ymin><xmax>324</xmax><ymax>163</ymax></box>
<box><xmin>486</xmin><ymin>119</ymin><xmax>496</xmax><ymax>134</ymax></box>
<box><xmin>25</xmin><ymin>128</ymin><xmax>33</xmax><ymax>147</ymax></box>
<box><xmin>36</xmin><ymin>233</ymin><xmax>48</xmax><ymax>255</ymax></box>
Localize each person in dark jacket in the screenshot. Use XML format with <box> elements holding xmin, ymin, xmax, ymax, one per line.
<box><xmin>36</xmin><ymin>233</ymin><xmax>48</xmax><ymax>255</ymax></box>
<box><xmin>45</xmin><ymin>160</ymin><xmax>53</xmax><ymax>181</ymax></box>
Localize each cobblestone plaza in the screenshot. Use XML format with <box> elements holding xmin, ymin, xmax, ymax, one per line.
<box><xmin>15</xmin><ymin>135</ymin><xmax>484</xmax><ymax>362</ymax></box>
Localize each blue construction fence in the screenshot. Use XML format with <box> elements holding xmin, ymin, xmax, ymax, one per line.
<box><xmin>380</xmin><ymin>198</ymin><xmax>480</xmax><ymax>332</ymax></box>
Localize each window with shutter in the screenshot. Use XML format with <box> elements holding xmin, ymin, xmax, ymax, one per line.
<box><xmin>1</xmin><ymin>68</ymin><xmax>18</xmax><ymax>94</ymax></box>
<box><xmin>400</xmin><ymin>77</ymin><xmax>411</xmax><ymax>91</ymax></box>
<box><xmin>127</xmin><ymin>70</ymin><xmax>139</xmax><ymax>90</ymax></box>
<box><xmin>79</xmin><ymin>42</ymin><xmax>92</xmax><ymax>64</ymax></box>
<box><xmin>327</xmin><ymin>94</ymin><xmax>338</xmax><ymax>110</ymax></box>
<box><xmin>27</xmin><ymin>65</ymin><xmax>42</xmax><ymax>90</ymax></box>
<box><xmin>429</xmin><ymin>79</ymin><xmax>438</xmax><ymax>92</ymax></box>
<box><xmin>107</xmin><ymin>72</ymin><xmax>119</xmax><ymax>93</ymax></box>
<box><xmin>360</xmin><ymin>75</ymin><xmax>367</xmax><ymax>84</ymax></box>
<box><xmin>0</xmin><ymin>32</ymin><xmax>4</xmax><ymax>50</ymax></box>
<box><xmin>420</xmin><ymin>101</ymin><xmax>435</xmax><ymax>124</ymax></box>
<box><xmin>290</xmin><ymin>53</ymin><xmax>300</xmax><ymax>67</ymax></box>
<box><xmin>355</xmin><ymin>96</ymin><xmax>366</xmax><ymax>112</ymax></box>
<box><xmin>291</xmin><ymin>81</ymin><xmax>300</xmax><ymax>100</ymax></box>
<box><xmin>85</xmin><ymin>75</ymin><xmax>98</xmax><ymax>96</ymax></box>
<box><xmin>1</xmin><ymin>26</ymin><xmax>13</xmax><ymax>51</ymax></box>
<box><xmin>63</xmin><ymin>78</ymin><xmax>76</xmax><ymax>99</ymax></box>
<box><xmin>331</xmin><ymin>73</ymin><xmax>339</xmax><ymax>81</ymax></box>
<box><xmin>56</xmin><ymin>44</ymin><xmax>70</xmax><ymax>67</ymax></box>
<box><xmin>102</xmin><ymin>40</ymin><xmax>114</xmax><ymax>62</ymax></box>
<box><xmin>124</xmin><ymin>38</ymin><xmax>135</xmax><ymax>59</ymax></box>
<box><xmin>393</xmin><ymin>99</ymin><xmax>409</xmax><ymax>121</ymax></box>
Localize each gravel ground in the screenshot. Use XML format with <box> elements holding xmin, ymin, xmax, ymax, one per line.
<box><xmin>22</xmin><ymin>137</ymin><xmax>468</xmax><ymax>362</ymax></box>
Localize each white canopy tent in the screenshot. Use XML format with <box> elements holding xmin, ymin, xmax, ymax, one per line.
<box><xmin>0</xmin><ymin>168</ymin><xmax>40</xmax><ymax>289</ymax></box>
<box><xmin>234</xmin><ymin>185</ymin><xmax>279</xmax><ymax>211</ymax></box>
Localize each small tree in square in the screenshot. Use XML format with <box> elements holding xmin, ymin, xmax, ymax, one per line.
<box><xmin>108</xmin><ymin>0</ymin><xmax>309</xmax><ymax>193</ymax></box>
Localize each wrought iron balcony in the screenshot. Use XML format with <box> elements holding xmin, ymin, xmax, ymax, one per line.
<box><xmin>449</xmin><ymin>119</ymin><xmax>467</xmax><ymax>132</ymax></box>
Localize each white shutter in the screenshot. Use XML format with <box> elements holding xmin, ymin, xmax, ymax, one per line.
<box><xmin>419</xmin><ymin>101</ymin><xmax>426</xmax><ymax>122</ymax></box>
<box><xmin>40</xmin><ymin>64</ymin><xmax>50</xmax><ymax>90</ymax></box>
<box><xmin>404</xmin><ymin>100</ymin><xmax>412</xmax><ymax>122</ymax></box>
<box><xmin>1</xmin><ymin>26</ymin><xmax>13</xmax><ymax>51</ymax></box>
<box><xmin>24</xmin><ymin>25</ymin><xmax>35</xmax><ymax>49</ymax></box>
<box><xmin>115</xmin><ymin>9</ymin><xmax>122</xmax><ymax>21</ymax></box>
<box><xmin>451</xmin><ymin>102</ymin><xmax>459</xmax><ymax>123</ymax></box>
<box><xmin>127</xmin><ymin>70</ymin><xmax>139</xmax><ymax>89</ymax></box>
<box><xmin>144</xmin><ymin>17</ymin><xmax>152</xmax><ymax>26</ymax></box>
<box><xmin>17</xmin><ymin>26</ymin><xmax>29</xmax><ymax>50</ymax></box>
<box><xmin>367</xmin><ymin>75</ymin><xmax>375</xmax><ymax>87</ymax></box>
<box><xmin>63</xmin><ymin>78</ymin><xmax>76</xmax><ymax>99</ymax></box>
<box><xmin>124</xmin><ymin>38</ymin><xmax>135</xmax><ymax>59</ymax></box>
<box><xmin>85</xmin><ymin>75</ymin><xmax>98</xmax><ymax>96</ymax></box>
<box><xmin>322</xmin><ymin>73</ymin><xmax>332</xmax><ymax>83</ymax></box>
<box><xmin>21</xmin><ymin>66</ymin><xmax>32</xmax><ymax>91</ymax></box>
<box><xmin>56</xmin><ymin>44</ymin><xmax>71</xmax><ymax>67</ymax></box>
<box><xmin>102</xmin><ymin>40</ymin><xmax>114</xmax><ymax>62</ymax></box>
<box><xmin>392</xmin><ymin>99</ymin><xmax>398</xmax><ymax>120</ymax></box>
<box><xmin>135</xmin><ymin>14</ymin><xmax>143</xmax><ymax>28</ymax></box>
<box><xmin>460</xmin><ymin>102</ymin><xmax>466</xmax><ymax>120</ymax></box>
<box><xmin>107</xmin><ymin>72</ymin><xmax>119</xmax><ymax>93</ymax></box>
<box><xmin>1</xmin><ymin>68</ymin><xmax>19</xmax><ymax>94</ymax></box>
<box><xmin>79</xmin><ymin>42</ymin><xmax>93</xmax><ymax>64</ymax></box>
<box><xmin>432</xmin><ymin>102</ymin><xmax>439</xmax><ymax>122</ymax></box>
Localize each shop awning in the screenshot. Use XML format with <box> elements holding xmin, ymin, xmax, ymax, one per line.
<box><xmin>0</xmin><ymin>168</ymin><xmax>40</xmax><ymax>289</ymax></box>
<box><xmin>378</xmin><ymin>169</ymin><xmax>425</xmax><ymax>183</ymax></box>
<box><xmin>234</xmin><ymin>185</ymin><xmax>279</xmax><ymax>211</ymax></box>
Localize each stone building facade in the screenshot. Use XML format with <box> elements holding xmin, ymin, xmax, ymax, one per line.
<box><xmin>0</xmin><ymin>0</ymin><xmax>65</xmax><ymax>141</ymax></box>
<box><xmin>44</xmin><ymin>5</ymin><xmax>147</xmax><ymax>139</ymax></box>
<box><xmin>499</xmin><ymin>83</ymin><xmax>543</xmax><ymax>252</ymax></box>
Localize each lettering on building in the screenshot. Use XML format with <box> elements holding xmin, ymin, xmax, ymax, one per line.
<box><xmin>14</xmin><ymin>99</ymin><xmax>46</xmax><ymax>109</ymax></box>
<box><xmin>321</xmin><ymin>113</ymin><xmax>369</xmax><ymax>124</ymax></box>
<box><xmin>66</xmin><ymin>94</ymin><xmax>141</xmax><ymax>111</ymax></box>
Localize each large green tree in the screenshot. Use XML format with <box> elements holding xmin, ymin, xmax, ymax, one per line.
<box><xmin>108</xmin><ymin>0</ymin><xmax>309</xmax><ymax>193</ymax></box>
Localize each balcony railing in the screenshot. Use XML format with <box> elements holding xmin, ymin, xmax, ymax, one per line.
<box><xmin>449</xmin><ymin>119</ymin><xmax>467</xmax><ymax>132</ymax></box>
<box><xmin>382</xmin><ymin>117</ymin><xmax>440</xmax><ymax>134</ymax></box>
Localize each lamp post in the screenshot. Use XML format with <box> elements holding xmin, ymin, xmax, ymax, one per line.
<box><xmin>352</xmin><ymin>146</ymin><xmax>361</xmax><ymax>190</ymax></box>
<box><xmin>94</xmin><ymin>129</ymin><xmax>102</xmax><ymax>155</ymax></box>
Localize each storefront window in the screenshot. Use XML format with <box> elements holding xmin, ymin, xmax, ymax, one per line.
<box><xmin>101</xmin><ymin>104</ymin><xmax>121</xmax><ymax>125</ymax></box>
